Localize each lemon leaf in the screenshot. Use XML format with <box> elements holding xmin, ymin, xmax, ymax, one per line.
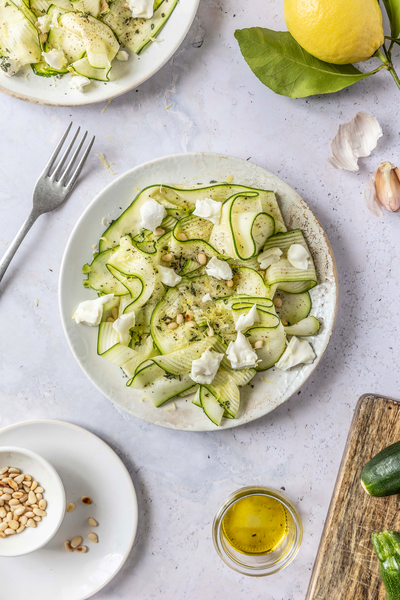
<box><xmin>382</xmin><ymin>0</ymin><xmax>400</xmax><ymax>38</ymax></box>
<box><xmin>234</xmin><ymin>28</ymin><xmax>379</xmax><ymax>99</ymax></box>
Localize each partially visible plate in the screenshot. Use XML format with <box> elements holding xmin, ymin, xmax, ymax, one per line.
<box><xmin>0</xmin><ymin>420</ymin><xmax>138</xmax><ymax>600</ymax></box>
<box><xmin>0</xmin><ymin>0</ymin><xmax>199</xmax><ymax>106</ymax></box>
<box><xmin>59</xmin><ymin>152</ymin><xmax>338</xmax><ymax>431</ymax></box>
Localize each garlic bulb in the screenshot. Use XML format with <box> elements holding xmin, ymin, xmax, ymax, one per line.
<box><xmin>329</xmin><ymin>112</ymin><xmax>383</xmax><ymax>171</ymax></box>
<box><xmin>375</xmin><ymin>162</ymin><xmax>400</xmax><ymax>212</ymax></box>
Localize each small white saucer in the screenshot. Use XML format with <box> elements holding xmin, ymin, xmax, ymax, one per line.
<box><xmin>0</xmin><ymin>420</ymin><xmax>138</xmax><ymax>599</ymax></box>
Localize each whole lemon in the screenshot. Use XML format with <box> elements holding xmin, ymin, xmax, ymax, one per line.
<box><xmin>284</xmin><ymin>0</ymin><xmax>384</xmax><ymax>64</ymax></box>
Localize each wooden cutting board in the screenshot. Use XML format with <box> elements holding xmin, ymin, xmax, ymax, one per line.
<box><xmin>306</xmin><ymin>394</ymin><xmax>400</xmax><ymax>600</ymax></box>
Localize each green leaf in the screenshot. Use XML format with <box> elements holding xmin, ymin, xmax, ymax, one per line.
<box><xmin>382</xmin><ymin>0</ymin><xmax>400</xmax><ymax>38</ymax></box>
<box><xmin>234</xmin><ymin>27</ymin><xmax>378</xmax><ymax>99</ymax></box>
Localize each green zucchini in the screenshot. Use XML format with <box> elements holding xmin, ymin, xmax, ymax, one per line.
<box><xmin>284</xmin><ymin>316</ymin><xmax>319</xmax><ymax>336</ymax></box>
<box><xmin>372</xmin><ymin>531</ymin><xmax>400</xmax><ymax>600</ymax></box>
<box><xmin>361</xmin><ymin>441</ymin><xmax>400</xmax><ymax>497</ymax></box>
<box><xmin>200</xmin><ymin>386</ymin><xmax>224</xmax><ymax>426</ymax></box>
<box><xmin>274</xmin><ymin>290</ymin><xmax>311</xmax><ymax>325</ymax></box>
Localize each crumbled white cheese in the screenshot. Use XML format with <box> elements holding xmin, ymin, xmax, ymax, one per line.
<box><xmin>69</xmin><ymin>75</ymin><xmax>90</xmax><ymax>92</ymax></box>
<box><xmin>101</xmin><ymin>216</ymin><xmax>112</xmax><ymax>227</ymax></box>
<box><xmin>37</xmin><ymin>14</ymin><xmax>51</xmax><ymax>33</ymax></box>
<box><xmin>193</xmin><ymin>197</ymin><xmax>222</xmax><ymax>226</ymax></box>
<box><xmin>127</xmin><ymin>0</ymin><xmax>153</xmax><ymax>18</ymax></box>
<box><xmin>205</xmin><ymin>256</ymin><xmax>233</xmax><ymax>281</ymax></box>
<box><xmin>73</xmin><ymin>294</ymin><xmax>114</xmax><ymax>326</ymax></box>
<box><xmin>235</xmin><ymin>304</ymin><xmax>260</xmax><ymax>332</ymax></box>
<box><xmin>202</xmin><ymin>293</ymin><xmax>212</xmax><ymax>303</ymax></box>
<box><xmin>1</xmin><ymin>58</ymin><xmax>22</xmax><ymax>77</ymax></box>
<box><xmin>275</xmin><ymin>336</ymin><xmax>315</xmax><ymax>371</ymax></box>
<box><xmin>140</xmin><ymin>198</ymin><xmax>167</xmax><ymax>231</ymax></box>
<box><xmin>112</xmin><ymin>312</ymin><xmax>135</xmax><ymax>345</ymax></box>
<box><xmin>287</xmin><ymin>244</ymin><xmax>309</xmax><ymax>270</ymax></box>
<box><xmin>42</xmin><ymin>49</ymin><xmax>67</xmax><ymax>71</ymax></box>
<box><xmin>116</xmin><ymin>50</ymin><xmax>129</xmax><ymax>61</ymax></box>
<box><xmin>258</xmin><ymin>247</ymin><xmax>282</xmax><ymax>270</ymax></box>
<box><xmin>157</xmin><ymin>265</ymin><xmax>182</xmax><ymax>287</ymax></box>
<box><xmin>190</xmin><ymin>350</ymin><xmax>224</xmax><ymax>384</ymax></box>
<box><xmin>226</xmin><ymin>331</ymin><xmax>258</xmax><ymax>369</ymax></box>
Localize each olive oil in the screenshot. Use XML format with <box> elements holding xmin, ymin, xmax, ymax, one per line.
<box><xmin>222</xmin><ymin>495</ymin><xmax>288</xmax><ymax>555</ymax></box>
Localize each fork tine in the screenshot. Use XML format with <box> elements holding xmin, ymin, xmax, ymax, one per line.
<box><xmin>51</xmin><ymin>126</ymin><xmax>80</xmax><ymax>181</ymax></box>
<box><xmin>59</xmin><ymin>131</ymin><xmax>88</xmax><ymax>186</ymax></box>
<box><xmin>42</xmin><ymin>122</ymin><xmax>72</xmax><ymax>176</ymax></box>
<box><xmin>64</xmin><ymin>136</ymin><xmax>95</xmax><ymax>191</ymax></box>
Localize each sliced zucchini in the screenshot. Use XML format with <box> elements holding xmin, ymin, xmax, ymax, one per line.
<box><xmin>246</xmin><ymin>325</ymin><xmax>286</xmax><ymax>371</ymax></box>
<box><xmin>274</xmin><ymin>290</ymin><xmax>311</xmax><ymax>325</ymax></box>
<box><xmin>70</xmin><ymin>0</ymin><xmax>100</xmax><ymax>17</ymax></box>
<box><xmin>82</xmin><ymin>249</ymin><xmax>128</xmax><ymax>295</ymax></box>
<box><xmin>45</xmin><ymin>26</ymin><xmax>86</xmax><ymax>63</ymax></box>
<box><xmin>263</xmin><ymin>230</ymin><xmax>317</xmax><ymax>293</ymax></box>
<box><xmin>200</xmin><ymin>386</ymin><xmax>224</xmax><ymax>426</ymax></box>
<box><xmin>0</xmin><ymin>0</ymin><xmax>41</xmax><ymax>65</ymax></box>
<box><xmin>284</xmin><ymin>316</ymin><xmax>320</xmax><ymax>336</ymax></box>
<box><xmin>102</xmin><ymin>0</ymin><xmax>177</xmax><ymax>55</ymax></box>
<box><xmin>70</xmin><ymin>55</ymin><xmax>110</xmax><ymax>80</ymax></box>
<box><xmin>361</xmin><ymin>441</ymin><xmax>400</xmax><ymax>497</ymax></box>
<box><xmin>31</xmin><ymin>60</ymin><xmax>68</xmax><ymax>75</ymax></box>
<box><xmin>59</xmin><ymin>12</ymin><xmax>118</xmax><ymax>68</ymax></box>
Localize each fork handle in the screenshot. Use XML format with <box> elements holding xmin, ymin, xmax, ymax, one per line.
<box><xmin>0</xmin><ymin>209</ymin><xmax>40</xmax><ymax>283</ymax></box>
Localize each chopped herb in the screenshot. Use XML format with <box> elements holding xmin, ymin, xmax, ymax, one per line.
<box><xmin>161</xmin><ymin>12</ymin><xmax>165</xmax><ymax>17</ymax></box>
<box><xmin>164</xmin><ymin>372</ymin><xmax>176</xmax><ymax>380</ymax></box>
<box><xmin>151</xmin><ymin>23</ymin><xmax>155</xmax><ymax>30</ymax></box>
<box><xmin>135</xmin><ymin>29</ymin><xmax>140</xmax><ymax>33</ymax></box>
<box><xmin>156</xmin><ymin>325</ymin><xmax>162</xmax><ymax>331</ymax></box>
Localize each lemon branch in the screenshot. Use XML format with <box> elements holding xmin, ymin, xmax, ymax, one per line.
<box><xmin>375</xmin><ymin>47</ymin><xmax>400</xmax><ymax>91</ymax></box>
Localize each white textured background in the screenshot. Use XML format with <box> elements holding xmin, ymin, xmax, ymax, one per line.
<box><xmin>1</xmin><ymin>0</ymin><xmax>400</xmax><ymax>598</ymax></box>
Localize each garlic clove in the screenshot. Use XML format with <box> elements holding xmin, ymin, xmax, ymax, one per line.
<box><xmin>375</xmin><ymin>162</ymin><xmax>400</xmax><ymax>213</ymax></box>
<box><xmin>329</xmin><ymin>112</ymin><xmax>383</xmax><ymax>172</ymax></box>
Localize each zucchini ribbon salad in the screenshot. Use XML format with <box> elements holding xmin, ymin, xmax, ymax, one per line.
<box><xmin>0</xmin><ymin>0</ymin><xmax>175</xmax><ymax>89</ymax></box>
<box><xmin>74</xmin><ymin>183</ymin><xmax>321</xmax><ymax>426</ymax></box>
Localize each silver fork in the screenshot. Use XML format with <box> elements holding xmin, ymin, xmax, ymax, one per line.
<box><xmin>0</xmin><ymin>123</ymin><xmax>95</xmax><ymax>283</ymax></box>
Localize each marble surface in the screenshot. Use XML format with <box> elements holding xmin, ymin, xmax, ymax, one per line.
<box><xmin>1</xmin><ymin>0</ymin><xmax>400</xmax><ymax>597</ymax></box>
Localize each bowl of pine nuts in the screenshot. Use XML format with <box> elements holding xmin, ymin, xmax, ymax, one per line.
<box><xmin>0</xmin><ymin>447</ymin><xmax>66</xmax><ymax>557</ymax></box>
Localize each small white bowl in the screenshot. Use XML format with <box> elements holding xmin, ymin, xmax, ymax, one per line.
<box><xmin>0</xmin><ymin>446</ymin><xmax>66</xmax><ymax>557</ymax></box>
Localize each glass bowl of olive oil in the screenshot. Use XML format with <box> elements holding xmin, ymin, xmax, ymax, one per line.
<box><xmin>212</xmin><ymin>486</ymin><xmax>302</xmax><ymax>576</ymax></box>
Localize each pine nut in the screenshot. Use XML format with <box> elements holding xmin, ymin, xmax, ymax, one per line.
<box><xmin>5</xmin><ymin>528</ymin><xmax>15</xmax><ymax>535</ymax></box>
<box><xmin>273</xmin><ymin>297</ymin><xmax>283</xmax><ymax>308</ymax></box>
<box><xmin>0</xmin><ymin>467</ymin><xmax>8</xmax><ymax>475</ymax></box>
<box><xmin>14</xmin><ymin>475</ymin><xmax>24</xmax><ymax>484</ymax></box>
<box><xmin>6</xmin><ymin>479</ymin><xmax>17</xmax><ymax>491</ymax></box>
<box><xmin>207</xmin><ymin>326</ymin><xmax>214</xmax><ymax>337</ymax></box>
<box><xmin>0</xmin><ymin>532</ymin><xmax>5</xmax><ymax>538</ymax></box>
<box><xmin>24</xmin><ymin>475</ymin><xmax>32</xmax><ymax>481</ymax></box>
<box><xmin>12</xmin><ymin>492</ymin><xmax>23</xmax><ymax>498</ymax></box>
<box><xmin>16</xmin><ymin>525</ymin><xmax>25</xmax><ymax>534</ymax></box>
<box><xmin>88</xmin><ymin>517</ymin><xmax>98</xmax><ymax>527</ymax></box>
<box><xmin>0</xmin><ymin>522</ymin><xmax>8</xmax><ymax>531</ymax></box>
<box><xmin>154</xmin><ymin>227</ymin><xmax>165</xmax><ymax>237</ymax></box>
<box><xmin>6</xmin><ymin>513</ymin><xmax>12</xmax><ymax>521</ymax></box>
<box><xmin>39</xmin><ymin>500</ymin><xmax>47</xmax><ymax>510</ymax></box>
<box><xmin>36</xmin><ymin>493</ymin><xmax>43</xmax><ymax>500</ymax></box>
<box><xmin>14</xmin><ymin>506</ymin><xmax>25</xmax><ymax>516</ymax></box>
<box><xmin>33</xmin><ymin>508</ymin><xmax>46</xmax><ymax>517</ymax></box>
<box><xmin>75</xmin><ymin>546</ymin><xmax>87</xmax><ymax>553</ymax></box>
<box><xmin>2</xmin><ymin>488</ymin><xmax>13</xmax><ymax>494</ymax></box>
<box><xmin>8</xmin><ymin>520</ymin><xmax>19</xmax><ymax>530</ymax></box>
<box><xmin>0</xmin><ymin>507</ymin><xmax>5</xmax><ymax>518</ymax></box>
<box><xmin>281</xmin><ymin>320</ymin><xmax>288</xmax><ymax>326</ymax></box>
<box><xmin>197</xmin><ymin>253</ymin><xmax>207</xmax><ymax>265</ymax></box>
<box><xmin>65</xmin><ymin>541</ymin><xmax>73</xmax><ymax>553</ymax></box>
<box><xmin>185</xmin><ymin>313</ymin><xmax>191</xmax><ymax>321</ymax></box>
<box><xmin>88</xmin><ymin>532</ymin><xmax>98</xmax><ymax>543</ymax></box>
<box><xmin>106</xmin><ymin>317</ymin><xmax>115</xmax><ymax>322</ymax></box>
<box><xmin>9</xmin><ymin>499</ymin><xmax>20</xmax><ymax>506</ymax></box>
<box><xmin>8</xmin><ymin>468</ymin><xmax>20</xmax><ymax>474</ymax></box>
<box><xmin>31</xmin><ymin>481</ymin><xmax>38</xmax><ymax>492</ymax></box>
<box><xmin>24</xmin><ymin>511</ymin><xmax>35</xmax><ymax>518</ymax></box>
<box><xmin>227</xmin><ymin>280</ymin><xmax>234</xmax><ymax>288</ymax></box>
<box><xmin>19</xmin><ymin>494</ymin><xmax>28</xmax><ymax>502</ymax></box>
<box><xmin>177</xmin><ymin>232</ymin><xmax>188</xmax><ymax>241</ymax></box>
<box><xmin>28</xmin><ymin>491</ymin><xmax>36</xmax><ymax>504</ymax></box>
<box><xmin>19</xmin><ymin>516</ymin><xmax>27</xmax><ymax>525</ymax></box>
<box><xmin>161</xmin><ymin>253</ymin><xmax>173</xmax><ymax>262</ymax></box>
<box><xmin>35</xmin><ymin>487</ymin><xmax>44</xmax><ymax>494</ymax></box>
<box><xmin>71</xmin><ymin>536</ymin><xmax>82</xmax><ymax>548</ymax></box>
<box><xmin>186</xmin><ymin>321</ymin><xmax>196</xmax><ymax>327</ymax></box>
<box><xmin>33</xmin><ymin>516</ymin><xmax>41</xmax><ymax>522</ymax></box>
<box><xmin>27</xmin><ymin>519</ymin><xmax>36</xmax><ymax>528</ymax></box>
<box><xmin>23</xmin><ymin>486</ymin><xmax>30</xmax><ymax>494</ymax></box>
<box><xmin>66</xmin><ymin>503</ymin><xmax>75</xmax><ymax>513</ymax></box>
<box><xmin>176</xmin><ymin>313</ymin><xmax>184</xmax><ymax>324</ymax></box>
<box><xmin>167</xmin><ymin>322</ymin><xmax>178</xmax><ymax>330</ymax></box>
<box><xmin>24</xmin><ymin>481</ymin><xmax>32</xmax><ymax>488</ymax></box>
<box><xmin>111</xmin><ymin>307</ymin><xmax>118</xmax><ymax>320</ymax></box>
<box><xmin>254</xmin><ymin>340</ymin><xmax>264</xmax><ymax>349</ymax></box>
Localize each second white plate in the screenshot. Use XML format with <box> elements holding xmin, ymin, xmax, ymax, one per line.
<box><xmin>59</xmin><ymin>152</ymin><xmax>338</xmax><ymax>431</ymax></box>
<box><xmin>0</xmin><ymin>420</ymin><xmax>138</xmax><ymax>600</ymax></box>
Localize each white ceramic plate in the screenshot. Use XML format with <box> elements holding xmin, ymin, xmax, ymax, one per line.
<box><xmin>0</xmin><ymin>0</ymin><xmax>199</xmax><ymax>106</ymax></box>
<box><xmin>59</xmin><ymin>152</ymin><xmax>338</xmax><ymax>431</ymax></box>
<box><xmin>0</xmin><ymin>420</ymin><xmax>138</xmax><ymax>600</ymax></box>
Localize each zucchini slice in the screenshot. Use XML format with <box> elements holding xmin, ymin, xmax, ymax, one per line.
<box><xmin>200</xmin><ymin>386</ymin><xmax>224</xmax><ymax>426</ymax></box>
<box><xmin>284</xmin><ymin>316</ymin><xmax>320</xmax><ymax>336</ymax></box>
<box><xmin>0</xmin><ymin>0</ymin><xmax>41</xmax><ymax>66</ymax></box>
<box><xmin>246</xmin><ymin>325</ymin><xmax>286</xmax><ymax>371</ymax></box>
<box><xmin>361</xmin><ymin>441</ymin><xmax>400</xmax><ymax>497</ymax></box>
<box><xmin>274</xmin><ymin>290</ymin><xmax>311</xmax><ymax>325</ymax></box>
